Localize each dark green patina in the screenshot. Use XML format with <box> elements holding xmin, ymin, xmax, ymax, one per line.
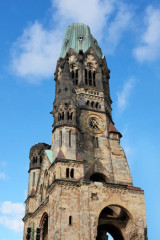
<box><xmin>60</xmin><ymin>23</ymin><xmax>103</xmax><ymax>58</ymax></box>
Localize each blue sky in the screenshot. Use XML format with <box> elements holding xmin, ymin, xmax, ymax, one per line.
<box><xmin>0</xmin><ymin>0</ymin><xmax>160</xmax><ymax>239</ymax></box>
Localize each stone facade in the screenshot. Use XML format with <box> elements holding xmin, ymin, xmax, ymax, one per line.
<box><xmin>23</xmin><ymin>23</ymin><xmax>148</xmax><ymax>240</ymax></box>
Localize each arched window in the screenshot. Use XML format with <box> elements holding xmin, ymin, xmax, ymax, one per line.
<box><xmin>71</xmin><ymin>67</ymin><xmax>78</xmax><ymax>85</ymax></box>
<box><xmin>67</xmin><ymin>112</ymin><xmax>73</xmax><ymax>120</ymax></box>
<box><xmin>61</xmin><ymin>112</ymin><xmax>64</xmax><ymax>120</ymax></box>
<box><xmin>91</xmin><ymin>101</ymin><xmax>94</xmax><ymax>108</ymax></box>
<box><xmin>96</xmin><ymin>102</ymin><xmax>99</xmax><ymax>109</ymax></box>
<box><xmin>85</xmin><ymin>68</ymin><xmax>96</xmax><ymax>87</ymax></box>
<box><xmin>66</xmin><ymin>168</ymin><xmax>69</xmax><ymax>178</ymax></box>
<box><xmin>89</xmin><ymin>70</ymin><xmax>92</xmax><ymax>86</ymax></box>
<box><xmin>40</xmin><ymin>213</ymin><xmax>48</xmax><ymax>240</ymax></box>
<box><xmin>70</xmin><ymin>168</ymin><xmax>74</xmax><ymax>178</ymax></box>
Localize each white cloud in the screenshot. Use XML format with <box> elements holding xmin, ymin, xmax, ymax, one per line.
<box><xmin>133</xmin><ymin>6</ymin><xmax>160</xmax><ymax>62</ymax></box>
<box><xmin>117</xmin><ymin>78</ymin><xmax>135</xmax><ymax>112</ymax></box>
<box><xmin>106</xmin><ymin>2</ymin><xmax>133</xmax><ymax>53</ymax></box>
<box><xmin>0</xmin><ymin>173</ymin><xmax>6</xmax><ymax>179</ymax></box>
<box><xmin>11</xmin><ymin>0</ymin><xmax>133</xmax><ymax>82</ymax></box>
<box><xmin>52</xmin><ymin>0</ymin><xmax>115</xmax><ymax>39</ymax></box>
<box><xmin>0</xmin><ymin>201</ymin><xmax>25</xmax><ymax>232</ymax></box>
<box><xmin>11</xmin><ymin>22</ymin><xmax>62</xmax><ymax>83</ymax></box>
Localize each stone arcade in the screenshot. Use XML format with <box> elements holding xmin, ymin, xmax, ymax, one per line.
<box><xmin>23</xmin><ymin>23</ymin><xmax>148</xmax><ymax>240</ymax></box>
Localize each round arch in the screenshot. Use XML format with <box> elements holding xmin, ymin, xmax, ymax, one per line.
<box><xmin>96</xmin><ymin>205</ymin><xmax>131</xmax><ymax>240</ymax></box>
<box><xmin>40</xmin><ymin>212</ymin><xmax>48</xmax><ymax>240</ymax></box>
<box><xmin>89</xmin><ymin>172</ymin><xmax>108</xmax><ymax>183</ymax></box>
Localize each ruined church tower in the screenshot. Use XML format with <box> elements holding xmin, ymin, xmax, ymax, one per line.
<box><xmin>23</xmin><ymin>23</ymin><xmax>148</xmax><ymax>240</ymax></box>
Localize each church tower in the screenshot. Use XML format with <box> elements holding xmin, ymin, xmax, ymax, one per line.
<box><xmin>23</xmin><ymin>23</ymin><xmax>148</xmax><ymax>240</ymax></box>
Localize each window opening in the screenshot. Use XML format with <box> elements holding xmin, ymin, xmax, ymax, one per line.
<box><xmin>72</xmin><ymin>70</ymin><xmax>74</xmax><ymax>79</ymax></box>
<box><xmin>60</xmin><ymin>131</ymin><xmax>62</xmax><ymax>147</ymax></box>
<box><xmin>69</xmin><ymin>216</ymin><xmax>72</xmax><ymax>225</ymax></box>
<box><xmin>33</xmin><ymin>157</ymin><xmax>36</xmax><ymax>164</ymax></box>
<box><xmin>96</xmin><ymin>102</ymin><xmax>99</xmax><ymax>109</ymax></box>
<box><xmin>40</xmin><ymin>156</ymin><xmax>42</xmax><ymax>164</ymax></box>
<box><xmin>91</xmin><ymin>101</ymin><xmax>94</xmax><ymax>108</ymax></box>
<box><xmin>67</xmin><ymin>112</ymin><xmax>73</xmax><ymax>120</ymax></box>
<box><xmin>89</xmin><ymin>70</ymin><xmax>92</xmax><ymax>86</ymax></box>
<box><xmin>93</xmin><ymin>71</ymin><xmax>96</xmax><ymax>86</ymax></box>
<box><xmin>69</xmin><ymin>131</ymin><xmax>71</xmax><ymax>147</ymax></box>
<box><xmin>61</xmin><ymin>112</ymin><xmax>64</xmax><ymax>120</ymax></box>
<box><xmin>85</xmin><ymin>69</ymin><xmax>88</xmax><ymax>85</ymax></box>
<box><xmin>66</xmin><ymin>168</ymin><xmax>69</xmax><ymax>178</ymax></box>
<box><xmin>70</xmin><ymin>168</ymin><xmax>74</xmax><ymax>178</ymax></box>
<box><xmin>75</xmin><ymin>69</ymin><xmax>78</xmax><ymax>85</ymax></box>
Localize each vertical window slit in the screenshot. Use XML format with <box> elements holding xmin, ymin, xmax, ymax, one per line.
<box><xmin>60</xmin><ymin>131</ymin><xmax>62</xmax><ymax>147</ymax></box>
<box><xmin>66</xmin><ymin>168</ymin><xmax>69</xmax><ymax>178</ymax></box>
<box><xmin>85</xmin><ymin>69</ymin><xmax>88</xmax><ymax>85</ymax></box>
<box><xmin>69</xmin><ymin>216</ymin><xmax>72</xmax><ymax>225</ymax></box>
<box><xmin>72</xmin><ymin>70</ymin><xmax>74</xmax><ymax>79</ymax></box>
<box><xmin>70</xmin><ymin>168</ymin><xmax>74</xmax><ymax>178</ymax></box>
<box><xmin>75</xmin><ymin>69</ymin><xmax>78</xmax><ymax>85</ymax></box>
<box><xmin>93</xmin><ymin>71</ymin><xmax>96</xmax><ymax>86</ymax></box>
<box><xmin>69</xmin><ymin>131</ymin><xmax>71</xmax><ymax>147</ymax></box>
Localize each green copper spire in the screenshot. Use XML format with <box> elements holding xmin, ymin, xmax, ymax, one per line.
<box><xmin>60</xmin><ymin>23</ymin><xmax>103</xmax><ymax>58</ymax></box>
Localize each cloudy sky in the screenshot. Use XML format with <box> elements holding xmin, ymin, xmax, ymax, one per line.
<box><xmin>0</xmin><ymin>0</ymin><xmax>160</xmax><ymax>239</ymax></box>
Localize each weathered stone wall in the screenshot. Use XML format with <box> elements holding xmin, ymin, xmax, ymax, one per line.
<box><xmin>23</xmin><ymin>181</ymin><xmax>147</xmax><ymax>240</ymax></box>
